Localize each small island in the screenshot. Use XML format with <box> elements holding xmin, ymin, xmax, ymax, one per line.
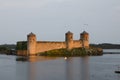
<box><xmin>16</xmin><ymin>31</ymin><xmax>103</xmax><ymax>56</ymax></box>
<box><xmin>39</xmin><ymin>47</ymin><xmax>103</xmax><ymax>57</ymax></box>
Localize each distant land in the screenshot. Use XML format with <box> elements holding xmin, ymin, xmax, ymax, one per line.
<box><xmin>0</xmin><ymin>43</ymin><xmax>120</xmax><ymax>55</ymax></box>
<box><xmin>0</xmin><ymin>44</ymin><xmax>16</xmax><ymax>49</ymax></box>
<box><xmin>90</xmin><ymin>43</ymin><xmax>120</xmax><ymax>49</ymax></box>
<box><xmin>0</xmin><ymin>44</ymin><xmax>16</xmax><ymax>54</ymax></box>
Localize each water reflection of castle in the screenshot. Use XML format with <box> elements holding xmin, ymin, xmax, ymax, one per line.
<box><xmin>65</xmin><ymin>57</ymin><xmax>90</xmax><ymax>80</ymax></box>
<box><xmin>16</xmin><ymin>57</ymin><xmax>90</xmax><ymax>80</ymax></box>
<box><xmin>17</xmin><ymin>31</ymin><xmax>89</xmax><ymax>56</ymax></box>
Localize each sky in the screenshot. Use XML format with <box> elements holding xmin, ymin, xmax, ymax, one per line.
<box><xmin>0</xmin><ymin>0</ymin><xmax>120</xmax><ymax>44</ymax></box>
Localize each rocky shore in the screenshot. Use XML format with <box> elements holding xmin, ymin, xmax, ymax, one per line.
<box><xmin>39</xmin><ymin>47</ymin><xmax>103</xmax><ymax>57</ymax></box>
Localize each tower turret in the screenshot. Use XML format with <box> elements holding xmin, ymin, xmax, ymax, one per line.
<box><xmin>27</xmin><ymin>32</ymin><xmax>36</xmax><ymax>56</ymax></box>
<box><xmin>80</xmin><ymin>31</ymin><xmax>89</xmax><ymax>48</ymax></box>
<box><xmin>65</xmin><ymin>31</ymin><xmax>73</xmax><ymax>50</ymax></box>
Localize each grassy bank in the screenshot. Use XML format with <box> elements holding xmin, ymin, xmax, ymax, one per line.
<box><xmin>38</xmin><ymin>47</ymin><xmax>103</xmax><ymax>57</ymax></box>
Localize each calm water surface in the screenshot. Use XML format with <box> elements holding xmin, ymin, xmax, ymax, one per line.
<box><xmin>0</xmin><ymin>50</ymin><xmax>120</xmax><ymax>80</ymax></box>
<box><xmin>103</xmin><ymin>49</ymin><xmax>120</xmax><ymax>53</ymax></box>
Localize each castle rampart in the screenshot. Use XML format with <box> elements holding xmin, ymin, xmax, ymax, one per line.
<box><xmin>36</xmin><ymin>41</ymin><xmax>66</xmax><ymax>53</ymax></box>
<box><xmin>73</xmin><ymin>40</ymin><xmax>82</xmax><ymax>48</ymax></box>
<box><xmin>17</xmin><ymin>31</ymin><xmax>89</xmax><ymax>56</ymax></box>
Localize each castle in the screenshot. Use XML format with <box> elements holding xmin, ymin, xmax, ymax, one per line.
<box><xmin>17</xmin><ymin>31</ymin><xmax>89</xmax><ymax>56</ymax></box>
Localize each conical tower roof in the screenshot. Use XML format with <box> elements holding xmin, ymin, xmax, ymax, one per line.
<box><xmin>66</xmin><ymin>31</ymin><xmax>73</xmax><ymax>35</ymax></box>
<box><xmin>81</xmin><ymin>31</ymin><xmax>88</xmax><ymax>35</ymax></box>
<box><xmin>27</xmin><ymin>32</ymin><xmax>36</xmax><ymax>37</ymax></box>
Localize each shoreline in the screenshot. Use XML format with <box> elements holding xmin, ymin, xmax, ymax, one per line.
<box><xmin>1</xmin><ymin>49</ymin><xmax>120</xmax><ymax>56</ymax></box>
<box><xmin>38</xmin><ymin>47</ymin><xmax>103</xmax><ymax>57</ymax></box>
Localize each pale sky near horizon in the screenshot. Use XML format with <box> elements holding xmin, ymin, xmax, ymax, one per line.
<box><xmin>0</xmin><ymin>0</ymin><xmax>120</xmax><ymax>44</ymax></box>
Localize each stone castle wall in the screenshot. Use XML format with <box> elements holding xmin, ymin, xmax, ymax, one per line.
<box><xmin>73</xmin><ymin>40</ymin><xmax>82</xmax><ymax>48</ymax></box>
<box><xmin>17</xmin><ymin>31</ymin><xmax>89</xmax><ymax>56</ymax></box>
<box><xmin>17</xmin><ymin>50</ymin><xmax>27</xmax><ymax>56</ymax></box>
<box><xmin>36</xmin><ymin>41</ymin><xmax>66</xmax><ymax>53</ymax></box>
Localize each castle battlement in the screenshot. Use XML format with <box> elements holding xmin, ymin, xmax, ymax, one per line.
<box><xmin>17</xmin><ymin>31</ymin><xmax>89</xmax><ymax>56</ymax></box>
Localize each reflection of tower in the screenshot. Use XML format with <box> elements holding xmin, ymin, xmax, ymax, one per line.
<box><xmin>65</xmin><ymin>58</ymin><xmax>73</xmax><ymax>80</ymax></box>
<box><xmin>16</xmin><ymin>60</ymin><xmax>29</xmax><ymax>80</ymax></box>
<box><xmin>79</xmin><ymin>56</ymin><xmax>90</xmax><ymax>80</ymax></box>
<box><xmin>28</xmin><ymin>62</ymin><xmax>37</xmax><ymax>80</ymax></box>
<box><xmin>16</xmin><ymin>58</ymin><xmax>37</xmax><ymax>80</ymax></box>
<box><xmin>80</xmin><ymin>31</ymin><xmax>89</xmax><ymax>48</ymax></box>
<box><xmin>65</xmin><ymin>57</ymin><xmax>90</xmax><ymax>80</ymax></box>
<box><xmin>27</xmin><ymin>32</ymin><xmax>36</xmax><ymax>56</ymax></box>
<box><xmin>65</xmin><ymin>31</ymin><xmax>73</xmax><ymax>50</ymax></box>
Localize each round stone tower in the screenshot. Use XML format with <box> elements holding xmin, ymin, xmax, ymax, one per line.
<box><xmin>65</xmin><ymin>31</ymin><xmax>73</xmax><ymax>50</ymax></box>
<box><xmin>80</xmin><ymin>31</ymin><xmax>89</xmax><ymax>48</ymax></box>
<box><xmin>27</xmin><ymin>32</ymin><xmax>36</xmax><ymax>56</ymax></box>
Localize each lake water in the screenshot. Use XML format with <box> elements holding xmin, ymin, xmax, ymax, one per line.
<box><xmin>103</xmin><ymin>49</ymin><xmax>120</xmax><ymax>53</ymax></box>
<box><xmin>0</xmin><ymin>50</ymin><xmax>120</xmax><ymax>80</ymax></box>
